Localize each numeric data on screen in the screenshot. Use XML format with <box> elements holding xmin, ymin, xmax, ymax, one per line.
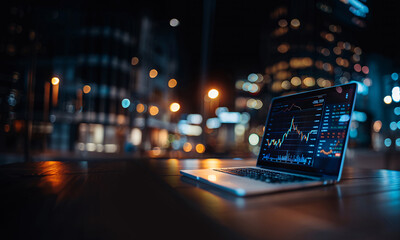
<box><xmin>316</xmin><ymin>104</ymin><xmax>351</xmax><ymax>158</ymax></box>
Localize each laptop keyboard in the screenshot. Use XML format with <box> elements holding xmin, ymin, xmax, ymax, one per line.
<box><xmin>213</xmin><ymin>168</ymin><xmax>313</xmax><ymax>183</ymax></box>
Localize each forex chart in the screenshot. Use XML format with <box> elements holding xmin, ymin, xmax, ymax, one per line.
<box><xmin>258</xmin><ymin>84</ymin><xmax>356</xmax><ymax>176</ymax></box>
<box><xmin>261</xmin><ymin>95</ymin><xmax>325</xmax><ymax>166</ymax></box>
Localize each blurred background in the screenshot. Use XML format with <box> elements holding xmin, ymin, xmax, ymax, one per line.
<box><xmin>1</xmin><ymin>0</ymin><xmax>399</xmax><ymax>168</ymax></box>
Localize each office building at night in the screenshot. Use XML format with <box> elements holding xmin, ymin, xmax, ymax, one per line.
<box><xmin>0</xmin><ymin>4</ymin><xmax>181</xmax><ymax>156</ymax></box>
<box><xmin>233</xmin><ymin>0</ymin><xmax>373</xmax><ymax>155</ymax></box>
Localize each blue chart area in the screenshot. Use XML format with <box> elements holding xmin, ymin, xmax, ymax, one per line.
<box><xmin>317</xmin><ymin>139</ymin><xmax>343</xmax><ymax>158</ymax></box>
<box><xmin>261</xmin><ymin>96</ymin><xmax>325</xmax><ymax>166</ymax></box>
<box><xmin>316</xmin><ymin>103</ymin><xmax>351</xmax><ymax>158</ymax></box>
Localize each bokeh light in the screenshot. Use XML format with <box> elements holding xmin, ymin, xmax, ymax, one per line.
<box><xmin>168</xmin><ymin>78</ymin><xmax>177</xmax><ymax>88</ymax></box>
<box><xmin>51</xmin><ymin>77</ymin><xmax>60</xmax><ymax>85</ymax></box>
<box><xmin>149</xmin><ymin>69</ymin><xmax>158</xmax><ymax>78</ymax></box>
<box><xmin>291</xmin><ymin>77</ymin><xmax>302</xmax><ymax>86</ymax></box>
<box><xmin>136</xmin><ymin>103</ymin><xmax>145</xmax><ymax>113</ymax></box>
<box><xmin>195</xmin><ymin>144</ymin><xmax>206</xmax><ymax>154</ymax></box>
<box><xmin>248</xmin><ymin>73</ymin><xmax>258</xmax><ymax>82</ymax></box>
<box><xmin>248</xmin><ymin>133</ymin><xmax>260</xmax><ymax>146</ymax></box>
<box><xmin>383</xmin><ymin>95</ymin><xmax>392</xmax><ymax>104</ymax></box>
<box><xmin>392</xmin><ymin>86</ymin><xmax>400</xmax><ymax>102</ymax></box>
<box><xmin>208</xmin><ymin>89</ymin><xmax>219</xmax><ymax>99</ymax></box>
<box><xmin>183</xmin><ymin>142</ymin><xmax>192</xmax><ymax>152</ymax></box>
<box><xmin>373</xmin><ymin>120</ymin><xmax>382</xmax><ymax>132</ymax></box>
<box><xmin>131</xmin><ymin>57</ymin><xmax>139</xmax><ymax>66</ymax></box>
<box><xmin>169</xmin><ymin>18</ymin><xmax>180</xmax><ymax>27</ymax></box>
<box><xmin>391</xmin><ymin>72</ymin><xmax>399</xmax><ymax>81</ymax></box>
<box><xmin>170</xmin><ymin>102</ymin><xmax>180</xmax><ymax>112</ymax></box>
<box><xmin>354</xmin><ymin>64</ymin><xmax>361</xmax><ymax>72</ymax></box>
<box><xmin>384</xmin><ymin>138</ymin><xmax>392</xmax><ymax>147</ymax></box>
<box><xmin>149</xmin><ymin>105</ymin><xmax>159</xmax><ymax>116</ymax></box>
<box><xmin>278</xmin><ymin>19</ymin><xmax>288</xmax><ymax>27</ymax></box>
<box><xmin>303</xmin><ymin>77</ymin><xmax>315</xmax><ymax>87</ymax></box>
<box><xmin>121</xmin><ymin>98</ymin><xmax>131</xmax><ymax>108</ymax></box>
<box><xmin>290</xmin><ymin>18</ymin><xmax>300</xmax><ymax>28</ymax></box>
<box><xmin>83</xmin><ymin>85</ymin><xmax>91</xmax><ymax>94</ymax></box>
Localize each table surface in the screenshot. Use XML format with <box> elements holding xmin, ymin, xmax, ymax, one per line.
<box><xmin>1</xmin><ymin>158</ymin><xmax>400</xmax><ymax>240</ymax></box>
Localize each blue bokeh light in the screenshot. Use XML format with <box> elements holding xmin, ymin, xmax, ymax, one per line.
<box><xmin>384</xmin><ymin>138</ymin><xmax>392</xmax><ymax>147</ymax></box>
<box><xmin>121</xmin><ymin>98</ymin><xmax>131</xmax><ymax>108</ymax></box>
<box><xmin>390</xmin><ymin>121</ymin><xmax>397</xmax><ymax>131</ymax></box>
<box><xmin>391</xmin><ymin>72</ymin><xmax>399</xmax><ymax>81</ymax></box>
<box><xmin>394</xmin><ymin>107</ymin><xmax>400</xmax><ymax>115</ymax></box>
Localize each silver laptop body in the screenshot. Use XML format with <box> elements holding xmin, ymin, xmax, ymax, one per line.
<box><xmin>181</xmin><ymin>83</ymin><xmax>357</xmax><ymax>196</ymax></box>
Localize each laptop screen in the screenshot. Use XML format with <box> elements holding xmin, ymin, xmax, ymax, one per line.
<box><xmin>257</xmin><ymin>83</ymin><xmax>357</xmax><ymax>177</ymax></box>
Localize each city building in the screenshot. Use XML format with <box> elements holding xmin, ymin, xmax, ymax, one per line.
<box><xmin>234</xmin><ymin>0</ymin><xmax>372</xmax><ymax>155</ymax></box>
<box><xmin>0</xmin><ymin>3</ymin><xmax>181</xmax><ymax>157</ymax></box>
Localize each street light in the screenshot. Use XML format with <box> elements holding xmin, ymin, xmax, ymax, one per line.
<box><xmin>169</xmin><ymin>102</ymin><xmax>180</xmax><ymax>123</ymax></box>
<box><xmin>51</xmin><ymin>77</ymin><xmax>60</xmax><ymax>106</ymax></box>
<box><xmin>202</xmin><ymin>88</ymin><xmax>220</xmax><ymax>150</ymax></box>
<box><xmin>208</xmin><ymin>89</ymin><xmax>219</xmax><ymax>99</ymax></box>
<box><xmin>51</xmin><ymin>77</ymin><xmax>60</xmax><ymax>85</ymax></box>
<box><xmin>205</xmin><ymin>88</ymin><xmax>220</xmax><ymax>116</ymax></box>
<box><xmin>170</xmin><ymin>102</ymin><xmax>180</xmax><ymax>112</ymax></box>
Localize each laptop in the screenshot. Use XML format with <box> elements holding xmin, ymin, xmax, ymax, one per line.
<box><xmin>180</xmin><ymin>83</ymin><xmax>357</xmax><ymax>196</ymax></box>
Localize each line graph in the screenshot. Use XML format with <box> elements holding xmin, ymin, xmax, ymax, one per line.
<box><xmin>265</xmin><ymin>117</ymin><xmax>318</xmax><ymax>148</ymax></box>
<box><xmin>261</xmin><ymin>95</ymin><xmax>325</xmax><ymax>166</ymax></box>
<box><xmin>279</xmin><ymin>103</ymin><xmax>303</xmax><ymax>113</ymax></box>
<box><xmin>317</xmin><ymin>137</ymin><xmax>343</xmax><ymax>158</ymax></box>
<box><xmin>320</xmin><ymin>149</ymin><xmax>333</xmax><ymax>155</ymax></box>
<box><xmin>320</xmin><ymin>140</ymin><xmax>340</xmax><ymax>155</ymax></box>
<box><xmin>258</xmin><ymin>85</ymin><xmax>355</xmax><ymax>172</ymax></box>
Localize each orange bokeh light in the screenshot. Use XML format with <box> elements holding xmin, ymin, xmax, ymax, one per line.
<box><xmin>149</xmin><ymin>105</ymin><xmax>159</xmax><ymax>116</ymax></box>
<box><xmin>83</xmin><ymin>85</ymin><xmax>91</xmax><ymax>94</ymax></box>
<box><xmin>195</xmin><ymin>144</ymin><xmax>206</xmax><ymax>154</ymax></box>
<box><xmin>183</xmin><ymin>142</ymin><xmax>192</xmax><ymax>152</ymax></box>
<box><xmin>136</xmin><ymin>103</ymin><xmax>145</xmax><ymax>113</ymax></box>
<box><xmin>149</xmin><ymin>69</ymin><xmax>158</xmax><ymax>78</ymax></box>
<box><xmin>168</xmin><ymin>78</ymin><xmax>177</xmax><ymax>88</ymax></box>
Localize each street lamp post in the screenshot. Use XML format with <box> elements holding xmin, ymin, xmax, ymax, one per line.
<box><xmin>169</xmin><ymin>102</ymin><xmax>180</xmax><ymax>122</ymax></box>
<box><xmin>51</xmin><ymin>77</ymin><xmax>60</xmax><ymax>107</ymax></box>
<box><xmin>205</xmin><ymin>88</ymin><xmax>219</xmax><ymax>118</ymax></box>
<box><xmin>202</xmin><ymin>88</ymin><xmax>219</xmax><ymax>146</ymax></box>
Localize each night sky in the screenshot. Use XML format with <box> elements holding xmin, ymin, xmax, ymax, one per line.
<box><xmin>5</xmin><ymin>0</ymin><xmax>400</xmax><ymax>112</ymax></box>
<box><xmin>142</xmin><ymin>0</ymin><xmax>400</xmax><ymax>112</ymax></box>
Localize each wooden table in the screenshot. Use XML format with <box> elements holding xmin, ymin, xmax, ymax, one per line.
<box><xmin>1</xmin><ymin>158</ymin><xmax>400</xmax><ymax>240</ymax></box>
